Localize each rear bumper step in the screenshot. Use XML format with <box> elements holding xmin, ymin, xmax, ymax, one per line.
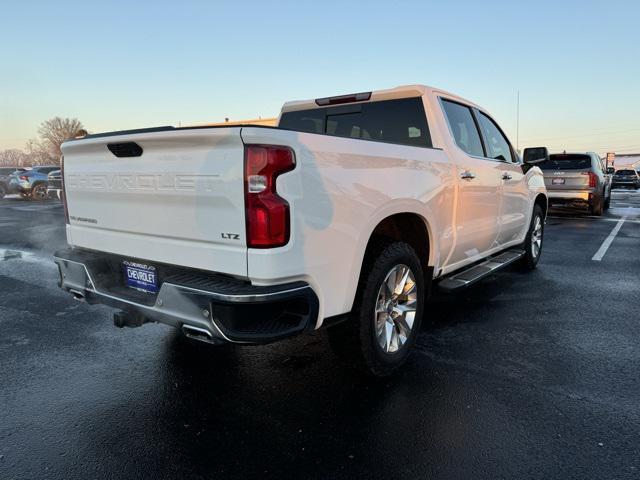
<box><xmin>54</xmin><ymin>248</ymin><xmax>319</xmax><ymax>344</ymax></box>
<box><xmin>437</xmin><ymin>249</ymin><xmax>525</xmax><ymax>292</ymax></box>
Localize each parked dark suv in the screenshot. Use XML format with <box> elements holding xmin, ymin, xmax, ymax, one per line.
<box><xmin>612</xmin><ymin>169</ymin><xmax>640</xmax><ymax>189</ymax></box>
<box><xmin>47</xmin><ymin>170</ymin><xmax>63</xmax><ymax>199</ymax></box>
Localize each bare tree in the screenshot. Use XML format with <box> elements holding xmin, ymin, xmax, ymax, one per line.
<box><xmin>0</xmin><ymin>149</ymin><xmax>28</xmax><ymax>167</ymax></box>
<box><xmin>0</xmin><ymin>117</ymin><xmax>87</xmax><ymax>167</ymax></box>
<box><xmin>37</xmin><ymin>117</ymin><xmax>85</xmax><ymax>160</ymax></box>
<box><xmin>25</xmin><ymin>138</ymin><xmax>56</xmax><ymax>166</ymax></box>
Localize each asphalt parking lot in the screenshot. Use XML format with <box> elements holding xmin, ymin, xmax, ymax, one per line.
<box><xmin>1</xmin><ymin>191</ymin><xmax>639</xmax><ymax>479</ymax></box>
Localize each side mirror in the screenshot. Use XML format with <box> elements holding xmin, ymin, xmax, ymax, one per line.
<box><xmin>606</xmin><ymin>167</ymin><xmax>615</xmax><ymax>174</ymax></box>
<box><xmin>523</xmin><ymin>147</ymin><xmax>549</xmax><ymax>165</ymax></box>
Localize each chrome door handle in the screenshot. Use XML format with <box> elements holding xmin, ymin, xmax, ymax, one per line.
<box><xmin>502</xmin><ymin>173</ymin><xmax>513</xmax><ymax>180</ymax></box>
<box><xmin>460</xmin><ymin>171</ymin><xmax>476</xmax><ymax>180</ymax></box>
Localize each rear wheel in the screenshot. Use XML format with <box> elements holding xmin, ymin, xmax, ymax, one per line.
<box><xmin>520</xmin><ymin>205</ymin><xmax>544</xmax><ymax>271</ymax></box>
<box><xmin>589</xmin><ymin>196</ymin><xmax>603</xmax><ymax>216</ymax></box>
<box><xmin>0</xmin><ymin>184</ymin><xmax>6</xmax><ymax>199</ymax></box>
<box><xmin>31</xmin><ymin>184</ymin><xmax>48</xmax><ymax>201</ymax></box>
<box><xmin>328</xmin><ymin>241</ymin><xmax>424</xmax><ymax>377</ymax></box>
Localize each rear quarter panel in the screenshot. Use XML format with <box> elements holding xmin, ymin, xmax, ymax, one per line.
<box><xmin>241</xmin><ymin>127</ymin><xmax>455</xmax><ymax>322</ymax></box>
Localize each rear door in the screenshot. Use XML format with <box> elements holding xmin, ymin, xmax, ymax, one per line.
<box><xmin>61</xmin><ymin>127</ymin><xmax>248</xmax><ymax>277</ymax></box>
<box><xmin>441</xmin><ymin>99</ymin><xmax>502</xmax><ymax>266</ymax></box>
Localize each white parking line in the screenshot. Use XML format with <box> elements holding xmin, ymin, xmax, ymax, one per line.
<box><xmin>547</xmin><ymin>215</ymin><xmax>640</xmax><ymax>224</ymax></box>
<box><xmin>592</xmin><ymin>216</ymin><xmax>627</xmax><ymax>262</ymax></box>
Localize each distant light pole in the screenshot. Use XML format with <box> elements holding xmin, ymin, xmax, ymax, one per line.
<box><xmin>516</xmin><ymin>91</ymin><xmax>520</xmax><ymax>153</ymax></box>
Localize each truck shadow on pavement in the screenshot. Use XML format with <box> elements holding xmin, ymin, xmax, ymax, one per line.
<box><xmin>63</xmin><ymin>264</ymin><xmax>558</xmax><ymax>478</ymax></box>
<box><xmin>74</xmin><ymin>328</ymin><xmax>449</xmax><ymax>478</ymax></box>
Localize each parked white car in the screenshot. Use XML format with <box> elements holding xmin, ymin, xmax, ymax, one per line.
<box><xmin>55</xmin><ymin>85</ymin><xmax>548</xmax><ymax>375</ymax></box>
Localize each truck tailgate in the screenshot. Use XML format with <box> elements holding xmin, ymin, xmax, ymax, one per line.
<box><xmin>61</xmin><ymin>127</ymin><xmax>248</xmax><ymax>277</ymax></box>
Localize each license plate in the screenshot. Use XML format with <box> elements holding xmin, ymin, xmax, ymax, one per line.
<box><xmin>552</xmin><ymin>178</ymin><xmax>565</xmax><ymax>185</ymax></box>
<box><xmin>123</xmin><ymin>261</ymin><xmax>158</xmax><ymax>294</ymax></box>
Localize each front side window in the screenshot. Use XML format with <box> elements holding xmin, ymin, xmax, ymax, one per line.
<box><xmin>441</xmin><ymin>100</ymin><xmax>484</xmax><ymax>157</ymax></box>
<box><xmin>476</xmin><ymin>112</ymin><xmax>514</xmax><ymax>162</ymax></box>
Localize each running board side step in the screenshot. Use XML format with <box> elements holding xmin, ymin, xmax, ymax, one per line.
<box><xmin>437</xmin><ymin>249</ymin><xmax>525</xmax><ymax>292</ymax></box>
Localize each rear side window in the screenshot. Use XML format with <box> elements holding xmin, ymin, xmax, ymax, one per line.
<box><xmin>279</xmin><ymin>97</ymin><xmax>432</xmax><ymax>148</ymax></box>
<box><xmin>476</xmin><ymin>112</ymin><xmax>514</xmax><ymax>162</ymax></box>
<box><xmin>278</xmin><ymin>109</ymin><xmax>324</xmax><ymax>134</ymax></box>
<box><xmin>540</xmin><ymin>154</ymin><xmax>592</xmax><ymax>171</ymax></box>
<box><xmin>441</xmin><ymin>100</ymin><xmax>484</xmax><ymax>157</ymax></box>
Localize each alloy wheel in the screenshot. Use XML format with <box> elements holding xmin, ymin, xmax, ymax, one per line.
<box><xmin>531</xmin><ymin>215</ymin><xmax>543</xmax><ymax>258</ymax></box>
<box><xmin>374</xmin><ymin>264</ymin><xmax>418</xmax><ymax>354</ymax></box>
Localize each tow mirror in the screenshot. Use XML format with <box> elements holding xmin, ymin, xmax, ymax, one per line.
<box><xmin>606</xmin><ymin>166</ymin><xmax>615</xmax><ymax>174</ymax></box>
<box><xmin>523</xmin><ymin>147</ymin><xmax>549</xmax><ymax>165</ymax></box>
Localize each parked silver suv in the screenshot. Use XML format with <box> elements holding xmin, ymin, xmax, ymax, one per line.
<box><xmin>540</xmin><ymin>152</ymin><xmax>612</xmax><ymax>216</ymax></box>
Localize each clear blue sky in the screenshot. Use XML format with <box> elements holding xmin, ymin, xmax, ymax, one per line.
<box><xmin>1</xmin><ymin>0</ymin><xmax>639</xmax><ymax>155</ymax></box>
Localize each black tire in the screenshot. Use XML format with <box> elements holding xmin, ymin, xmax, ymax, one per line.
<box><xmin>328</xmin><ymin>241</ymin><xmax>425</xmax><ymax>377</ymax></box>
<box><xmin>0</xmin><ymin>185</ymin><xmax>6</xmax><ymax>200</ymax></box>
<box><xmin>589</xmin><ymin>195</ymin><xmax>604</xmax><ymax>216</ymax></box>
<box><xmin>520</xmin><ymin>205</ymin><xmax>544</xmax><ymax>271</ymax></box>
<box><xmin>31</xmin><ymin>183</ymin><xmax>48</xmax><ymax>201</ymax></box>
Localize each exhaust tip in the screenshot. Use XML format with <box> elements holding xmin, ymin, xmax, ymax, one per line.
<box><xmin>181</xmin><ymin>324</ymin><xmax>218</xmax><ymax>344</ymax></box>
<box><xmin>69</xmin><ymin>289</ymin><xmax>86</xmax><ymax>301</ymax></box>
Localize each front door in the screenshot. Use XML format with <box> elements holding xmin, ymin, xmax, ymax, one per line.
<box><xmin>474</xmin><ymin>110</ymin><xmax>528</xmax><ymax>245</ymax></box>
<box><xmin>440</xmin><ymin>99</ymin><xmax>502</xmax><ymax>269</ymax></box>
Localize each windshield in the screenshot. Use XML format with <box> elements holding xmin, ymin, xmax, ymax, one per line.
<box><xmin>539</xmin><ymin>154</ymin><xmax>592</xmax><ymax>171</ymax></box>
<box><xmin>615</xmin><ymin>170</ymin><xmax>636</xmax><ymax>175</ymax></box>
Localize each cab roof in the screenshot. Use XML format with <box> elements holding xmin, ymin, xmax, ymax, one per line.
<box><xmin>280</xmin><ymin>84</ymin><xmax>481</xmax><ymax>113</ymax></box>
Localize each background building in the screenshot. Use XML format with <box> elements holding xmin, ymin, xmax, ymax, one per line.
<box><xmin>613</xmin><ymin>153</ymin><xmax>640</xmax><ymax>170</ymax></box>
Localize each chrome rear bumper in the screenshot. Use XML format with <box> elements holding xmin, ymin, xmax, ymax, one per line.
<box><xmin>54</xmin><ymin>248</ymin><xmax>319</xmax><ymax>344</ymax></box>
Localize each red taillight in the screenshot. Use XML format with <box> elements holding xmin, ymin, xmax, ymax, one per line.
<box><xmin>60</xmin><ymin>155</ymin><xmax>69</xmax><ymax>224</ymax></box>
<box><xmin>244</xmin><ymin>145</ymin><xmax>295</xmax><ymax>248</ymax></box>
<box><xmin>19</xmin><ymin>175</ymin><xmax>28</xmax><ymax>181</ymax></box>
<box><xmin>582</xmin><ymin>171</ymin><xmax>597</xmax><ymax>188</ymax></box>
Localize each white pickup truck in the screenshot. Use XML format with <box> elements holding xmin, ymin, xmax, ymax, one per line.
<box><xmin>55</xmin><ymin>85</ymin><xmax>548</xmax><ymax>376</ymax></box>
